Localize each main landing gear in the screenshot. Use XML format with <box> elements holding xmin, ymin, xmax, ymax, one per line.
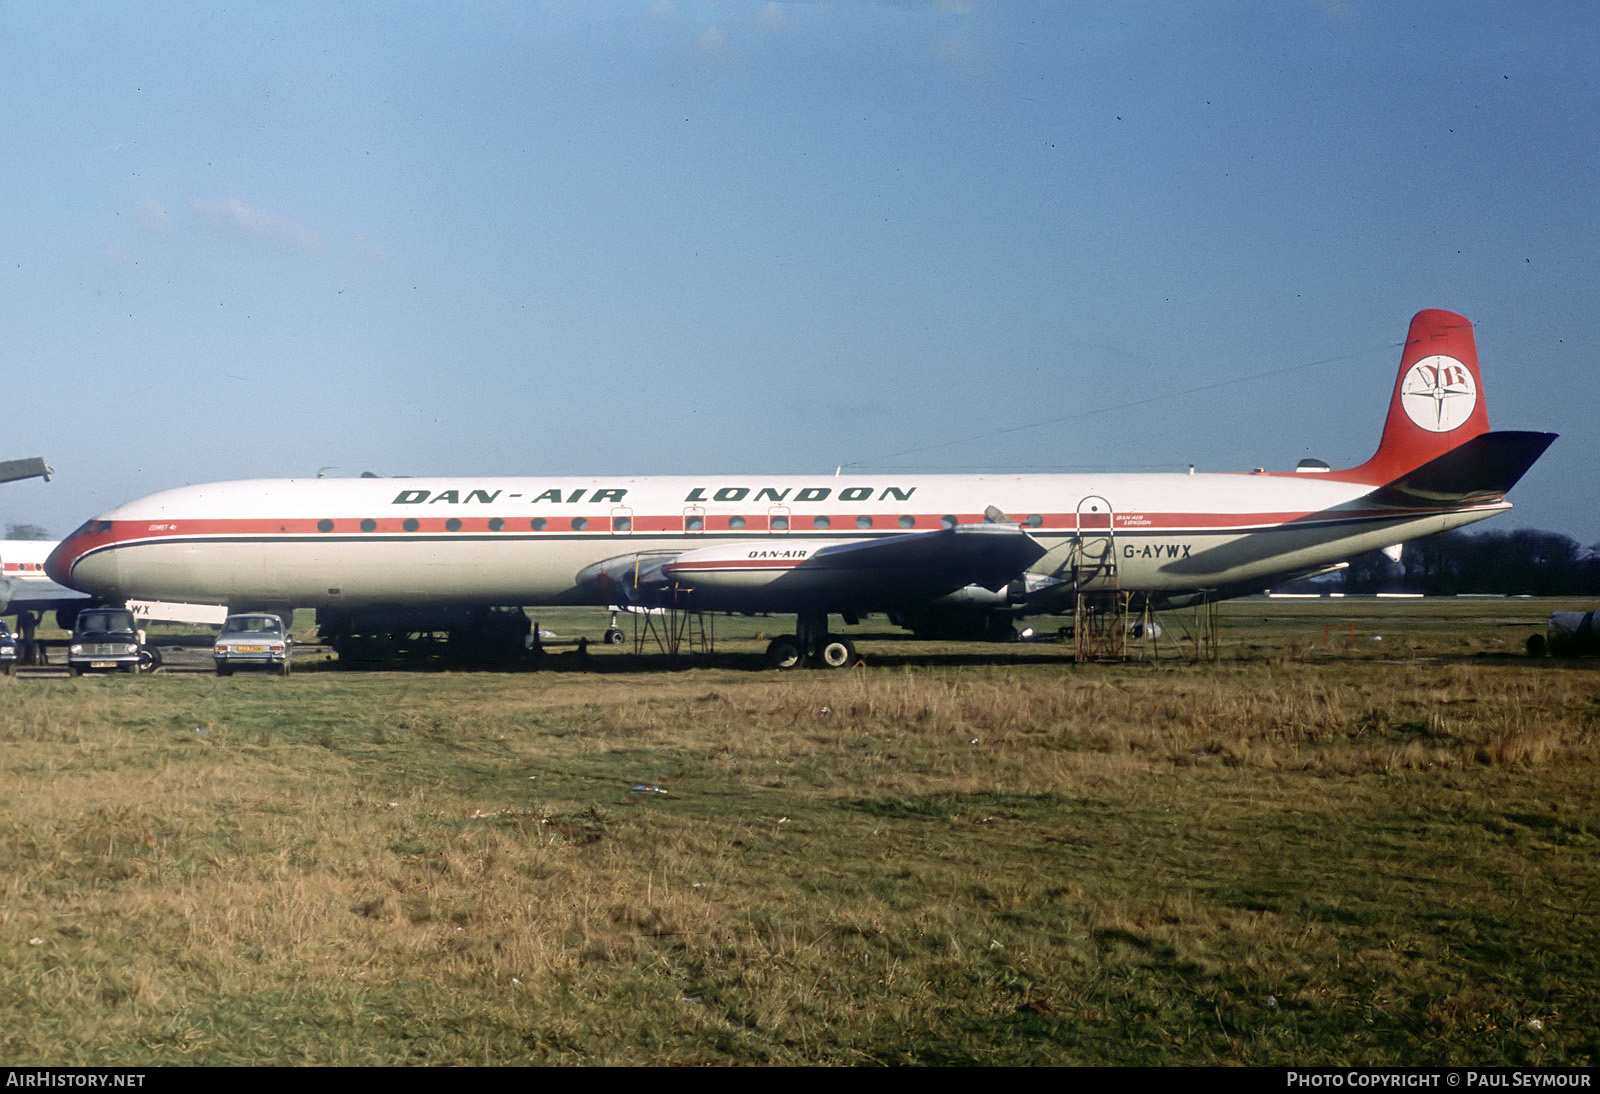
<box><xmin>764</xmin><ymin>611</ymin><xmax>857</xmax><ymax>670</ymax></box>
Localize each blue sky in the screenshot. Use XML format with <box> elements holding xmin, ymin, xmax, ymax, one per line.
<box><xmin>3</xmin><ymin>1</ymin><xmax>1596</xmax><ymax>544</ymax></box>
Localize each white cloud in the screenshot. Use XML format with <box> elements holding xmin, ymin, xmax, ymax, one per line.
<box><xmin>343</xmin><ymin>232</ymin><xmax>392</xmax><ymax>280</ymax></box>
<box><xmin>133</xmin><ymin>196</ymin><xmax>178</xmax><ymax>239</ymax></box>
<box><xmin>345</xmin><ymin>233</ymin><xmax>391</xmax><ymax>265</ymax></box>
<box><xmin>878</xmin><ymin>0</ymin><xmax>975</xmax><ymax>12</ymax></box>
<box><xmin>754</xmin><ymin>2</ymin><xmax>795</xmax><ymax>35</ymax></box>
<box><xmin>1308</xmin><ymin>0</ymin><xmax>1357</xmax><ymax>27</ymax></box>
<box><xmin>190</xmin><ymin>197</ymin><xmax>322</xmax><ymax>257</ymax></box>
<box><xmin>102</xmin><ymin>246</ymin><xmax>140</xmax><ymax>269</ymax></box>
<box><xmin>695</xmin><ymin>25</ymin><xmax>730</xmax><ymax>59</ymax></box>
<box><xmin>935</xmin><ymin>32</ymin><xmax>984</xmax><ymax>79</ymax></box>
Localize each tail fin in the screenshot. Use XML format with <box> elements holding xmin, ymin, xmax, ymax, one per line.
<box><xmin>1348</xmin><ymin>309</ymin><xmax>1491</xmax><ymax>484</ymax></box>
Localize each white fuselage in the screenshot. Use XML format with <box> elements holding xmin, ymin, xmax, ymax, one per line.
<box><xmin>50</xmin><ymin>471</ymin><xmax>1506</xmax><ymax>613</ymax></box>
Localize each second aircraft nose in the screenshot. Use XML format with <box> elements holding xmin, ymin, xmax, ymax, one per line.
<box><xmin>45</xmin><ymin>519</ymin><xmax>117</xmax><ymax>594</ymax></box>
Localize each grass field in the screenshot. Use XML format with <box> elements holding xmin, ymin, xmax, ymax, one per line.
<box><xmin>1</xmin><ymin>599</ymin><xmax>1595</xmax><ymax>1065</ymax></box>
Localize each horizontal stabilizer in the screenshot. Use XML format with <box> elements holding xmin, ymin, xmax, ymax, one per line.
<box><xmin>1367</xmin><ymin>430</ymin><xmax>1557</xmax><ymax>509</ymax></box>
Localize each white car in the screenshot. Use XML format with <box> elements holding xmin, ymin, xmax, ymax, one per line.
<box><xmin>214</xmin><ymin>613</ymin><xmax>293</xmax><ymax>676</ymax></box>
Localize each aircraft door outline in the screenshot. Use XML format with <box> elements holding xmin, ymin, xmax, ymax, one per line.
<box><xmin>1073</xmin><ymin>495</ymin><xmax>1117</xmax><ymax>589</ymax></box>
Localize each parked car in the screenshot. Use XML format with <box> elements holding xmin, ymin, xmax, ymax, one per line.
<box><xmin>214</xmin><ymin>613</ymin><xmax>292</xmax><ymax>676</ymax></box>
<box><xmin>68</xmin><ymin>607</ymin><xmax>145</xmax><ymax>675</ymax></box>
<box><xmin>0</xmin><ymin>621</ymin><xmax>17</xmax><ymax>675</ymax></box>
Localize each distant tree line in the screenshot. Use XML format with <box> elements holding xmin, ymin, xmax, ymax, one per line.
<box><xmin>1336</xmin><ymin>529</ymin><xmax>1600</xmax><ymax>596</ymax></box>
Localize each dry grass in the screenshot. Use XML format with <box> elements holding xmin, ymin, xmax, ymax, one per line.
<box><xmin>0</xmin><ymin>621</ymin><xmax>1596</xmax><ymax>1064</ymax></box>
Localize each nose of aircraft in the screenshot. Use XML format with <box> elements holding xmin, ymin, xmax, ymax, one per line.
<box><xmin>44</xmin><ymin>519</ymin><xmax>110</xmax><ymax>593</ymax></box>
<box><xmin>43</xmin><ymin>538</ymin><xmax>73</xmax><ymax>587</ymax></box>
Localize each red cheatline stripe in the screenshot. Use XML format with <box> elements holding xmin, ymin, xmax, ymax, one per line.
<box><xmin>76</xmin><ymin>510</ymin><xmax>1368</xmax><ymax>538</ymax></box>
<box><xmin>60</xmin><ymin>502</ymin><xmax>1482</xmax><ymax>564</ymax></box>
<box><xmin>665</xmin><ymin>559</ymin><xmax>809</xmax><ymax>573</ymax></box>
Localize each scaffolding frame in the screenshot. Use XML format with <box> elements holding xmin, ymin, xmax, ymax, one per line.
<box><xmin>1073</xmin><ymin>590</ymin><xmax>1129</xmax><ymax>662</ymax></box>
<box><xmin>630</xmin><ymin>603</ymin><xmax>714</xmax><ymax>657</ymax></box>
<box><xmin>626</xmin><ymin>563</ymin><xmax>714</xmax><ymax>658</ymax></box>
<box><xmin>1123</xmin><ymin>593</ymin><xmax>1220</xmax><ymax>663</ymax></box>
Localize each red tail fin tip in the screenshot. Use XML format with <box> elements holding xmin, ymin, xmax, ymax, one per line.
<box><xmin>1354</xmin><ymin>309</ymin><xmax>1491</xmax><ymax>483</ymax></box>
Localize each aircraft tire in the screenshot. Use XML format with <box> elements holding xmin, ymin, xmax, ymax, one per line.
<box><xmin>815</xmin><ymin>637</ymin><xmax>856</xmax><ymax>670</ymax></box>
<box><xmin>765</xmin><ymin>635</ymin><xmax>804</xmax><ymax>671</ymax></box>
<box><xmin>603</xmin><ymin>628</ymin><xmax>625</xmax><ymax>645</ymax></box>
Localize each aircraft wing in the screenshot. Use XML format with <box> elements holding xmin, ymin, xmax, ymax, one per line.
<box><xmin>616</xmin><ymin>522</ymin><xmax>1048</xmax><ymax>613</ymax></box>
<box><xmin>0</xmin><ymin>575</ymin><xmax>88</xmax><ymax>615</ymax></box>
<box><xmin>0</xmin><ymin>457</ymin><xmax>52</xmax><ymax>485</ymax></box>
<box><xmin>798</xmin><ymin>523</ymin><xmax>1047</xmax><ymax>603</ymax></box>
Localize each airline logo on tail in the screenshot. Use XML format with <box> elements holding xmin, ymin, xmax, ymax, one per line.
<box><xmin>1400</xmin><ymin>355</ymin><xmax>1478</xmax><ymax>433</ymax></box>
